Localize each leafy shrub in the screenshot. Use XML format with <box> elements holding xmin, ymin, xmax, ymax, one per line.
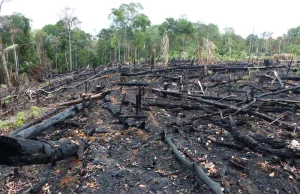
<box><xmin>31</xmin><ymin>106</ymin><xmax>40</xmax><ymax>118</ymax></box>
<box><xmin>0</xmin><ymin>121</ymin><xmax>10</xmax><ymax>131</ymax></box>
<box><xmin>15</xmin><ymin>112</ymin><xmax>26</xmax><ymax>128</ymax></box>
<box><xmin>243</xmin><ymin>75</ymin><xmax>249</xmax><ymax>80</ymax></box>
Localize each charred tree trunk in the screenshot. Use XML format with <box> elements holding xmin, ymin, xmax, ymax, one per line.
<box><xmin>0</xmin><ymin>136</ymin><xmax>86</xmax><ymax>166</ymax></box>
<box><xmin>14</xmin><ymin>103</ymin><xmax>86</xmax><ymax>139</ymax></box>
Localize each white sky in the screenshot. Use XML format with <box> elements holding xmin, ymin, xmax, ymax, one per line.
<box><xmin>1</xmin><ymin>0</ymin><xmax>300</xmax><ymax>38</ymax></box>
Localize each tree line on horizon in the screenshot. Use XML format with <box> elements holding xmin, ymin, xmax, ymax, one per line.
<box><xmin>1</xmin><ymin>2</ymin><xmax>300</xmax><ymax>85</ymax></box>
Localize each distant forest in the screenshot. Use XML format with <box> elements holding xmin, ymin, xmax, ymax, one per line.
<box><xmin>1</xmin><ymin>2</ymin><xmax>300</xmax><ymax>85</ymax></box>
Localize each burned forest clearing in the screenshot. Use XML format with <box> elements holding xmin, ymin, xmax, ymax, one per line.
<box><xmin>0</xmin><ymin>60</ymin><xmax>300</xmax><ymax>194</ymax></box>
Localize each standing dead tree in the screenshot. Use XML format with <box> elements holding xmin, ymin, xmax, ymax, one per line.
<box><xmin>151</xmin><ymin>43</ymin><xmax>158</xmax><ymax>68</ymax></box>
<box><xmin>202</xmin><ymin>38</ymin><xmax>217</xmax><ymax>76</ymax></box>
<box><xmin>0</xmin><ymin>0</ymin><xmax>12</xmax><ymax>87</ymax></box>
<box><xmin>161</xmin><ymin>32</ymin><xmax>169</xmax><ymax>68</ymax></box>
<box><xmin>0</xmin><ymin>40</ymin><xmax>12</xmax><ymax>87</ymax></box>
<box><xmin>59</xmin><ymin>7</ymin><xmax>81</xmax><ymax>71</ymax></box>
<box><xmin>5</xmin><ymin>44</ymin><xmax>19</xmax><ymax>78</ymax></box>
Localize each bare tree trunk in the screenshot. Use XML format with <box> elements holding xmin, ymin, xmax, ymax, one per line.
<box><xmin>110</xmin><ymin>50</ymin><xmax>112</xmax><ymax>62</ymax></box>
<box><xmin>0</xmin><ymin>44</ymin><xmax>12</xmax><ymax>87</ymax></box>
<box><xmin>134</xmin><ymin>46</ymin><xmax>137</xmax><ymax>63</ymax></box>
<box><xmin>118</xmin><ymin>41</ymin><xmax>120</xmax><ymax>62</ymax></box>
<box><xmin>55</xmin><ymin>53</ymin><xmax>58</xmax><ymax>73</ymax></box>
<box><xmin>11</xmin><ymin>38</ymin><xmax>18</xmax><ymax>78</ymax></box>
<box><xmin>14</xmin><ymin>48</ymin><xmax>18</xmax><ymax>77</ymax></box>
<box><xmin>55</xmin><ymin>46</ymin><xmax>58</xmax><ymax>73</ymax></box>
<box><xmin>104</xmin><ymin>45</ymin><xmax>107</xmax><ymax>64</ymax></box>
<box><xmin>64</xmin><ymin>52</ymin><xmax>69</xmax><ymax>71</ymax></box>
<box><xmin>36</xmin><ymin>45</ymin><xmax>42</xmax><ymax>64</ymax></box>
<box><xmin>75</xmin><ymin>51</ymin><xmax>78</xmax><ymax>70</ymax></box>
<box><xmin>127</xmin><ymin>42</ymin><xmax>130</xmax><ymax>63</ymax></box>
<box><xmin>102</xmin><ymin>45</ymin><xmax>105</xmax><ymax>64</ymax></box>
<box><xmin>114</xmin><ymin>47</ymin><xmax>117</xmax><ymax>63</ymax></box>
<box><xmin>68</xmin><ymin>31</ymin><xmax>72</xmax><ymax>71</ymax></box>
<box><xmin>124</xmin><ymin>37</ymin><xmax>126</xmax><ymax>63</ymax></box>
<box><xmin>74</xmin><ymin>45</ymin><xmax>77</xmax><ymax>70</ymax></box>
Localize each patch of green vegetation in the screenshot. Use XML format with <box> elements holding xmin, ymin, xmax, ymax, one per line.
<box><xmin>296</xmin><ymin>71</ymin><xmax>300</xmax><ymax>77</ymax></box>
<box><xmin>48</xmin><ymin>93</ymin><xmax>53</xmax><ymax>98</ymax></box>
<box><xmin>243</xmin><ymin>75</ymin><xmax>249</xmax><ymax>80</ymax></box>
<box><xmin>289</xmin><ymin>90</ymin><xmax>293</xmax><ymax>95</ymax></box>
<box><xmin>208</xmin><ymin>70</ymin><xmax>213</xmax><ymax>76</ymax></box>
<box><xmin>15</xmin><ymin>112</ymin><xmax>26</xmax><ymax>128</ymax></box>
<box><xmin>45</xmin><ymin>81</ymin><xmax>51</xmax><ymax>87</ymax></box>
<box><xmin>244</xmin><ymin>113</ymin><xmax>249</xmax><ymax>118</ymax></box>
<box><xmin>268</xmin><ymin>133</ymin><xmax>274</xmax><ymax>138</ymax></box>
<box><xmin>7</xmin><ymin>95</ymin><xmax>14</xmax><ymax>101</ymax></box>
<box><xmin>268</xmin><ymin>112</ymin><xmax>275</xmax><ymax>117</ymax></box>
<box><xmin>0</xmin><ymin>121</ymin><xmax>10</xmax><ymax>131</ymax></box>
<box><xmin>31</xmin><ymin>106</ymin><xmax>40</xmax><ymax>118</ymax></box>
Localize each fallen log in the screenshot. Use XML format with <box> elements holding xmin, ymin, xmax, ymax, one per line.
<box><xmin>281</xmin><ymin>76</ymin><xmax>300</xmax><ymax>81</ymax></box>
<box><xmin>0</xmin><ymin>136</ymin><xmax>86</xmax><ymax>166</ymax></box>
<box><xmin>163</xmin><ymin>132</ymin><xmax>223</xmax><ymax>194</ymax></box>
<box><xmin>211</xmin><ymin>116</ymin><xmax>300</xmax><ymax>159</ymax></box>
<box><xmin>14</xmin><ymin>103</ymin><xmax>86</xmax><ymax>139</ymax></box>
<box><xmin>121</xmin><ymin>64</ymin><xmax>287</xmax><ymax>77</ymax></box>
<box><xmin>151</xmin><ymin>88</ymin><xmax>300</xmax><ymax>131</ymax></box>
<box><xmin>257</xmin><ymin>85</ymin><xmax>300</xmax><ymax>99</ymax></box>
<box><xmin>10</xmin><ymin>107</ymin><xmax>65</xmax><ymax>137</ymax></box>
<box><xmin>54</xmin><ymin>91</ymin><xmax>110</xmax><ymax>107</ymax></box>
<box><xmin>75</xmin><ymin>67</ymin><xmax>119</xmax><ymax>88</ymax></box>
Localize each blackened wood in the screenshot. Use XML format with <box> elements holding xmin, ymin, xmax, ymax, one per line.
<box><xmin>281</xmin><ymin>76</ymin><xmax>300</xmax><ymax>81</ymax></box>
<box><xmin>163</xmin><ymin>82</ymin><xmax>169</xmax><ymax>98</ymax></box>
<box><xmin>75</xmin><ymin>67</ymin><xmax>119</xmax><ymax>88</ymax></box>
<box><xmin>10</xmin><ymin>107</ymin><xmax>65</xmax><ymax>137</ymax></box>
<box><xmin>117</xmin><ymin>82</ymin><xmax>149</xmax><ymax>87</ymax></box>
<box><xmin>122</xmin><ymin>64</ymin><xmax>286</xmax><ymax>77</ymax></box>
<box><xmin>117</xmin><ymin>115</ymin><xmax>147</xmax><ymax>119</ymax></box>
<box><xmin>82</xmin><ymin>94</ymin><xmax>86</xmax><ymax>114</ymax></box>
<box><xmin>152</xmin><ymin>88</ymin><xmax>300</xmax><ymax>131</ymax></box>
<box><xmin>119</xmin><ymin>93</ymin><xmax>126</xmax><ymax>112</ymax></box>
<box><xmin>95</xmin><ymin>85</ymin><xmax>105</xmax><ymax>93</ymax></box>
<box><xmin>257</xmin><ymin>85</ymin><xmax>300</xmax><ymax>98</ymax></box>
<box><xmin>55</xmin><ymin>91</ymin><xmax>110</xmax><ymax>107</ymax></box>
<box><xmin>0</xmin><ymin>136</ymin><xmax>86</xmax><ymax>166</ymax></box>
<box><xmin>102</xmin><ymin>98</ymin><xmax>122</xmax><ymax>117</ymax></box>
<box><xmin>164</xmin><ymin>134</ymin><xmax>223</xmax><ymax>194</ymax></box>
<box><xmin>14</xmin><ymin>103</ymin><xmax>86</xmax><ymax>139</ymax></box>
<box><xmin>84</xmin><ymin>126</ymin><xmax>96</xmax><ymax>136</ymax></box>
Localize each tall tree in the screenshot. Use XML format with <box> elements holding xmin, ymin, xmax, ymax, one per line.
<box><xmin>109</xmin><ymin>2</ymin><xmax>150</xmax><ymax>62</ymax></box>
<box><xmin>59</xmin><ymin>7</ymin><xmax>80</xmax><ymax>71</ymax></box>
<box><xmin>0</xmin><ymin>0</ymin><xmax>12</xmax><ymax>87</ymax></box>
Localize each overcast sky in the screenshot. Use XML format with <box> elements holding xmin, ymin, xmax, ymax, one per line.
<box><xmin>1</xmin><ymin>0</ymin><xmax>299</xmax><ymax>38</ymax></box>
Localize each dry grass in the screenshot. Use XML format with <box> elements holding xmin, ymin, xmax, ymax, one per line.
<box><xmin>273</xmin><ymin>53</ymin><xmax>295</xmax><ymax>62</ymax></box>
<box><xmin>203</xmin><ymin>38</ymin><xmax>217</xmax><ymax>65</ymax></box>
<box><xmin>202</xmin><ymin>38</ymin><xmax>217</xmax><ymax>76</ymax></box>
<box><xmin>161</xmin><ymin>32</ymin><xmax>169</xmax><ymax>67</ymax></box>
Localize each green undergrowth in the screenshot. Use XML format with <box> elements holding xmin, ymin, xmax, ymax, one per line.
<box><xmin>0</xmin><ymin>106</ymin><xmax>44</xmax><ymax>131</ymax></box>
